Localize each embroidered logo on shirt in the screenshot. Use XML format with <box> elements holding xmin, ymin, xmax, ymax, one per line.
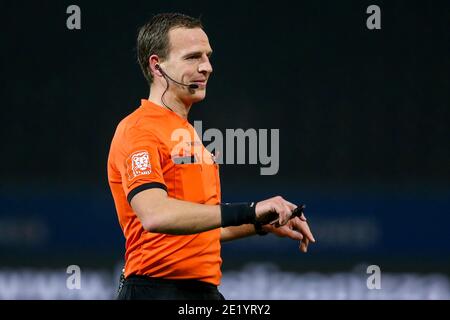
<box><xmin>127</xmin><ymin>150</ymin><xmax>152</xmax><ymax>179</ymax></box>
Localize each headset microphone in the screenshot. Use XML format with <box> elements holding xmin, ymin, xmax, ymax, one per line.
<box><xmin>155</xmin><ymin>64</ymin><xmax>199</xmax><ymax>89</ymax></box>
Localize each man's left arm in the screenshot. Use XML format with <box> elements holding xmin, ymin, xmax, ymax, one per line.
<box><xmin>220</xmin><ymin>225</ymin><xmax>257</xmax><ymax>242</ymax></box>
<box><xmin>220</xmin><ymin>216</ymin><xmax>315</xmax><ymax>253</ymax></box>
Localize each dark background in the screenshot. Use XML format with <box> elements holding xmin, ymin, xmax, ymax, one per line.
<box><xmin>1</xmin><ymin>1</ymin><xmax>449</xmax><ymax>273</ymax></box>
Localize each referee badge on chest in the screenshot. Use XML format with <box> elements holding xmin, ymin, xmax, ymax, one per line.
<box><xmin>127</xmin><ymin>150</ymin><xmax>152</xmax><ymax>179</ymax></box>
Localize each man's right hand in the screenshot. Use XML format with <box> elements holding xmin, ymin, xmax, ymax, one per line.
<box><xmin>255</xmin><ymin>196</ymin><xmax>298</xmax><ymax>226</ymax></box>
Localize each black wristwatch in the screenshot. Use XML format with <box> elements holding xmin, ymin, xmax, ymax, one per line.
<box><xmin>254</xmin><ymin>221</ymin><xmax>269</xmax><ymax>236</ymax></box>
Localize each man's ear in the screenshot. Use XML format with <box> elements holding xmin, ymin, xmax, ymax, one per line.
<box><xmin>149</xmin><ymin>55</ymin><xmax>162</xmax><ymax>77</ymax></box>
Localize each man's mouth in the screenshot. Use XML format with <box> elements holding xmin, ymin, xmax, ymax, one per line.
<box><xmin>191</xmin><ymin>79</ymin><xmax>207</xmax><ymax>87</ymax></box>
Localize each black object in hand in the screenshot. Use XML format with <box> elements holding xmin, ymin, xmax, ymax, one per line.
<box><xmin>257</xmin><ymin>204</ymin><xmax>306</xmax><ymax>226</ymax></box>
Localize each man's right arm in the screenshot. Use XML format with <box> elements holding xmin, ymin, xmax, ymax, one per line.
<box><xmin>131</xmin><ymin>188</ymin><xmax>222</xmax><ymax>234</ymax></box>
<box><xmin>130</xmin><ymin>189</ymin><xmax>294</xmax><ymax>235</ymax></box>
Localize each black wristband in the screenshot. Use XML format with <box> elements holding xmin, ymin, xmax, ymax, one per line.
<box><xmin>220</xmin><ymin>202</ymin><xmax>256</xmax><ymax>227</ymax></box>
<box><xmin>254</xmin><ymin>221</ymin><xmax>269</xmax><ymax>236</ymax></box>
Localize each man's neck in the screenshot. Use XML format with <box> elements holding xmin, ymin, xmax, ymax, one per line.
<box><xmin>148</xmin><ymin>87</ymin><xmax>191</xmax><ymax>120</ymax></box>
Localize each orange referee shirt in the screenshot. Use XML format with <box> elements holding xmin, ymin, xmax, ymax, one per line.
<box><xmin>107</xmin><ymin>99</ymin><xmax>222</xmax><ymax>286</ymax></box>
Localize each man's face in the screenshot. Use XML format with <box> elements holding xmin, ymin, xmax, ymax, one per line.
<box><xmin>161</xmin><ymin>27</ymin><xmax>213</xmax><ymax>104</ymax></box>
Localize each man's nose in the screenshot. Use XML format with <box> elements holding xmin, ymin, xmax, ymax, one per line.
<box><xmin>198</xmin><ymin>57</ymin><xmax>213</xmax><ymax>74</ymax></box>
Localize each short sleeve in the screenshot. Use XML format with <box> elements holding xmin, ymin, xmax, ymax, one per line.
<box><xmin>118</xmin><ymin>127</ymin><xmax>167</xmax><ymax>203</ymax></box>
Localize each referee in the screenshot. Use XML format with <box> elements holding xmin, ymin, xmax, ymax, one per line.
<box><xmin>107</xmin><ymin>13</ymin><xmax>315</xmax><ymax>300</ymax></box>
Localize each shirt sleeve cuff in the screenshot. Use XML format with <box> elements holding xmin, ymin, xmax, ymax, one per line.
<box><xmin>127</xmin><ymin>182</ymin><xmax>168</xmax><ymax>203</ymax></box>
